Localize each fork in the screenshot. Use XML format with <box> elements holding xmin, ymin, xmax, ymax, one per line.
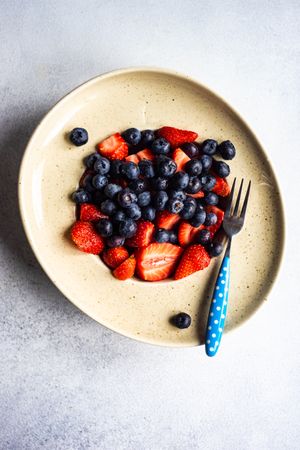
<box><xmin>205</xmin><ymin>178</ymin><xmax>251</xmax><ymax>357</ymax></box>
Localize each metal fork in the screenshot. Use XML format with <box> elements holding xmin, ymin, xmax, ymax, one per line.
<box><xmin>205</xmin><ymin>178</ymin><xmax>251</xmax><ymax>357</ymax></box>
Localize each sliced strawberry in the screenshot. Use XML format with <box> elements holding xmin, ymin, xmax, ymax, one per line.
<box><xmin>126</xmin><ymin>220</ymin><xmax>154</xmax><ymax>247</ymax></box>
<box><xmin>102</xmin><ymin>247</ymin><xmax>129</xmax><ymax>269</ymax></box>
<box><xmin>212</xmin><ymin>176</ymin><xmax>230</xmax><ymax>197</ymax></box>
<box><xmin>113</xmin><ymin>255</ymin><xmax>136</xmax><ymax>280</ymax></box>
<box><xmin>175</xmin><ymin>244</ymin><xmax>211</xmax><ymax>280</ymax></box>
<box><xmin>187</xmin><ymin>191</ymin><xmax>205</xmax><ymax>199</ymax></box>
<box><xmin>178</xmin><ymin>221</ymin><xmax>204</xmax><ymax>247</ymax></box>
<box><xmin>136</xmin><ymin>243</ymin><xmax>183</xmax><ymax>281</ymax></box>
<box><xmin>156</xmin><ymin>210</ymin><xmax>181</xmax><ymax>230</ymax></box>
<box><xmin>172</xmin><ymin>148</ymin><xmax>191</xmax><ymax>172</ymax></box>
<box><xmin>205</xmin><ymin>206</ymin><xmax>224</xmax><ymax>235</ymax></box>
<box><xmin>71</xmin><ymin>221</ymin><xmax>104</xmax><ymax>254</ymax></box>
<box><xmin>158</xmin><ymin>126</ymin><xmax>198</xmax><ymax>148</ymax></box>
<box><xmin>97</xmin><ymin>133</ymin><xmax>128</xmax><ymax>160</ymax></box>
<box><xmin>125</xmin><ymin>154</ymin><xmax>139</xmax><ymax>164</ymax></box>
<box><xmin>79</xmin><ymin>203</ymin><xmax>107</xmax><ymax>222</ymax></box>
<box><xmin>136</xmin><ymin>148</ymin><xmax>155</xmax><ymax>161</ymax></box>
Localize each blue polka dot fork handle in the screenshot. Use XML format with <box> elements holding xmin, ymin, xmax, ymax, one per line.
<box><xmin>205</xmin><ymin>178</ymin><xmax>251</xmax><ymax>357</ymax></box>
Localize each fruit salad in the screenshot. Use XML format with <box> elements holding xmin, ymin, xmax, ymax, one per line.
<box><xmin>69</xmin><ymin>126</ymin><xmax>235</xmax><ymax>283</ymax></box>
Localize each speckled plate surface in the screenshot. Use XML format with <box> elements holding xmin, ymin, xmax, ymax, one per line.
<box><xmin>19</xmin><ymin>68</ymin><xmax>285</xmax><ymax>347</ymax></box>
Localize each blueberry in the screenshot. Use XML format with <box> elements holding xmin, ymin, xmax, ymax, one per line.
<box><xmin>181</xmin><ymin>142</ymin><xmax>199</xmax><ymax>158</ymax></box>
<box><xmin>118</xmin><ymin>218</ymin><xmax>137</xmax><ymax>238</ymax></box>
<box><xmin>84</xmin><ymin>152</ymin><xmax>101</xmax><ymax>168</ymax></box>
<box><xmin>213</xmin><ymin>161</ymin><xmax>230</xmax><ymax>178</ymax></box>
<box><xmin>120</xmin><ymin>161</ymin><xmax>140</xmax><ymax>180</ymax></box>
<box><xmin>185</xmin><ymin>159</ymin><xmax>202</xmax><ymax>176</ymax></box>
<box><xmin>200</xmin><ymin>175</ymin><xmax>216</xmax><ymax>191</ymax></box>
<box><xmin>128</xmin><ymin>179</ymin><xmax>148</xmax><ymax>194</ymax></box>
<box><xmin>122</xmin><ymin>128</ymin><xmax>141</xmax><ymax>146</ymax></box>
<box><xmin>218</xmin><ymin>140</ymin><xmax>236</xmax><ymax>160</ymax></box>
<box><xmin>208</xmin><ymin>242</ymin><xmax>224</xmax><ymax>257</ymax></box>
<box><xmin>204</xmin><ymin>192</ymin><xmax>219</xmax><ymax>205</ymax></box>
<box><xmin>125</xmin><ymin>203</ymin><xmax>142</xmax><ymax>220</ymax></box>
<box><xmin>112</xmin><ymin>210</ymin><xmax>126</xmax><ymax>224</ymax></box>
<box><xmin>110</xmin><ymin>159</ymin><xmax>123</xmax><ymax>177</ymax></box>
<box><xmin>138</xmin><ymin>160</ymin><xmax>155</xmax><ymax>178</ymax></box>
<box><xmin>199</xmin><ymin>154</ymin><xmax>212</xmax><ymax>172</ymax></box>
<box><xmin>195</xmin><ymin>200</ymin><xmax>205</xmax><ymax>214</ymax></box>
<box><xmin>93</xmin><ymin>157</ymin><xmax>110</xmax><ymax>175</ymax></box>
<box><xmin>186</xmin><ymin>176</ymin><xmax>202</xmax><ymax>194</ymax></box>
<box><xmin>201</xmin><ymin>139</ymin><xmax>218</xmax><ymax>155</ymax></box>
<box><xmin>156</xmin><ymin>158</ymin><xmax>177</xmax><ymax>178</ymax></box>
<box><xmin>168</xmin><ymin>230</ymin><xmax>178</xmax><ymax>244</ymax></box>
<box><xmin>92</xmin><ymin>174</ymin><xmax>108</xmax><ymax>190</ymax></box>
<box><xmin>106</xmin><ymin>235</ymin><xmax>125</xmax><ymax>248</ymax></box>
<box><xmin>168</xmin><ymin>190</ymin><xmax>186</xmax><ymax>202</ymax></box>
<box><xmin>95</xmin><ymin>219</ymin><xmax>113</xmax><ymax>237</ymax></box>
<box><xmin>167</xmin><ymin>198</ymin><xmax>184</xmax><ymax>214</ymax></box>
<box><xmin>189</xmin><ymin>210</ymin><xmax>206</xmax><ymax>227</ymax></box>
<box><xmin>151</xmin><ymin>177</ymin><xmax>169</xmax><ymax>191</ymax></box>
<box><xmin>153</xmin><ymin>190</ymin><xmax>168</xmax><ymax>211</ymax></box>
<box><xmin>154</xmin><ymin>228</ymin><xmax>170</xmax><ymax>243</ymax></box>
<box><xmin>80</xmin><ymin>173</ymin><xmax>95</xmax><ymax>192</ymax></box>
<box><xmin>141</xmin><ymin>206</ymin><xmax>156</xmax><ymax>221</ymax></box>
<box><xmin>204</xmin><ymin>212</ymin><xmax>218</xmax><ymax>226</ymax></box>
<box><xmin>180</xmin><ymin>197</ymin><xmax>197</xmax><ymax>220</ymax></box>
<box><xmin>69</xmin><ymin>127</ymin><xmax>88</xmax><ymax>146</ymax></box>
<box><xmin>71</xmin><ymin>189</ymin><xmax>91</xmax><ymax>204</ymax></box>
<box><xmin>171</xmin><ymin>312</ymin><xmax>191</xmax><ymax>329</ymax></box>
<box><xmin>197</xmin><ymin>229</ymin><xmax>211</xmax><ymax>246</ymax></box>
<box><xmin>140</xmin><ymin>129</ymin><xmax>155</xmax><ymax>146</ymax></box>
<box><xmin>100</xmin><ymin>199</ymin><xmax>117</xmax><ymax>216</ymax></box>
<box><xmin>104</xmin><ymin>183</ymin><xmax>122</xmax><ymax>199</ymax></box>
<box><xmin>137</xmin><ymin>191</ymin><xmax>151</xmax><ymax>207</ymax></box>
<box><xmin>151</xmin><ymin>137</ymin><xmax>171</xmax><ymax>155</ymax></box>
<box><xmin>118</xmin><ymin>188</ymin><xmax>137</xmax><ymax>208</ymax></box>
<box><xmin>171</xmin><ymin>171</ymin><xmax>189</xmax><ymax>190</ymax></box>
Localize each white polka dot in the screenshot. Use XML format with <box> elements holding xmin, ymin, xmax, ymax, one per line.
<box><xmin>221</xmin><ymin>280</ymin><xmax>225</xmax><ymax>284</ymax></box>
<box><xmin>219</xmin><ymin>273</ymin><xmax>223</xmax><ymax>277</ymax></box>
<box><xmin>210</xmin><ymin>312</ymin><xmax>213</xmax><ymax>317</ymax></box>
<box><xmin>212</xmin><ymin>333</ymin><xmax>216</xmax><ymax>338</ymax></box>
<box><xmin>224</xmin><ymin>268</ymin><xmax>227</xmax><ymax>271</ymax></box>
<box><xmin>206</xmin><ymin>339</ymin><xmax>210</xmax><ymax>344</ymax></box>
<box><xmin>212</xmin><ymin>299</ymin><xmax>216</xmax><ymax>303</ymax></box>
<box><xmin>219</xmin><ymin>327</ymin><xmax>223</xmax><ymax>332</ymax></box>
<box><xmin>225</xmin><ymin>288</ymin><xmax>228</xmax><ymax>292</ymax></box>
<box><xmin>209</xmin><ymin>347</ymin><xmax>214</xmax><ymax>352</ymax></box>
<box><xmin>224</xmin><ymin>301</ymin><xmax>227</xmax><ymax>305</ymax></box>
<box><xmin>214</xmin><ymin>319</ymin><xmax>218</xmax><ymax>324</ymax></box>
<box><xmin>215</xmin><ymin>341</ymin><xmax>219</xmax><ymax>346</ymax></box>
<box><xmin>216</xmin><ymin>286</ymin><xmax>219</xmax><ymax>290</ymax></box>
<box><xmin>221</xmin><ymin>314</ymin><xmax>225</xmax><ymax>319</ymax></box>
<box><xmin>208</xmin><ymin>326</ymin><xmax>212</xmax><ymax>330</ymax></box>
<box><xmin>219</xmin><ymin>293</ymin><xmax>223</xmax><ymax>298</ymax></box>
<box><xmin>216</xmin><ymin>306</ymin><xmax>221</xmax><ymax>311</ymax></box>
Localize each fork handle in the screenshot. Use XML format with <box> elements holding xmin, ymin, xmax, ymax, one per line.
<box><xmin>205</xmin><ymin>255</ymin><xmax>230</xmax><ymax>357</ymax></box>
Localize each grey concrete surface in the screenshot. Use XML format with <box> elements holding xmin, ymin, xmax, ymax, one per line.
<box><xmin>0</xmin><ymin>1</ymin><xmax>299</xmax><ymax>449</ymax></box>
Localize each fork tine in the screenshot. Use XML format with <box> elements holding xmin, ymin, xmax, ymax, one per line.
<box><xmin>225</xmin><ymin>177</ymin><xmax>236</xmax><ymax>218</ymax></box>
<box><xmin>233</xmin><ymin>179</ymin><xmax>244</xmax><ymax>216</ymax></box>
<box><xmin>240</xmin><ymin>180</ymin><xmax>251</xmax><ymax>219</ymax></box>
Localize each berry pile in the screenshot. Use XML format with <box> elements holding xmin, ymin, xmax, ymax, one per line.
<box><xmin>69</xmin><ymin>126</ymin><xmax>235</xmax><ymax>282</ymax></box>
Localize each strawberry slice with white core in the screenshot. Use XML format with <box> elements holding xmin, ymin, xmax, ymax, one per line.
<box><xmin>136</xmin><ymin>243</ymin><xmax>183</xmax><ymax>281</ymax></box>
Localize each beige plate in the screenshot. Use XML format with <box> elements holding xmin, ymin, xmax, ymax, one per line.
<box><xmin>19</xmin><ymin>68</ymin><xmax>285</xmax><ymax>347</ymax></box>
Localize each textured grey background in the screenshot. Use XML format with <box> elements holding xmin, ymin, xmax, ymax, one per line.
<box><xmin>0</xmin><ymin>1</ymin><xmax>299</xmax><ymax>449</ymax></box>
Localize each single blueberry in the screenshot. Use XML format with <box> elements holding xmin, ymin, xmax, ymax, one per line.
<box><xmin>120</xmin><ymin>161</ymin><xmax>140</xmax><ymax>180</ymax></box>
<box><xmin>71</xmin><ymin>189</ymin><xmax>91</xmax><ymax>204</ymax></box>
<box><xmin>201</xmin><ymin>139</ymin><xmax>218</xmax><ymax>156</ymax></box>
<box><xmin>156</xmin><ymin>158</ymin><xmax>177</xmax><ymax>178</ymax></box>
<box><xmin>180</xmin><ymin>197</ymin><xmax>197</xmax><ymax>220</ymax></box>
<box><xmin>84</xmin><ymin>152</ymin><xmax>101</xmax><ymax>169</ymax></box>
<box><xmin>126</xmin><ymin>203</ymin><xmax>142</xmax><ymax>220</ymax></box>
<box><xmin>197</xmin><ymin>229</ymin><xmax>212</xmax><ymax>246</ymax></box>
<box><xmin>100</xmin><ymin>199</ymin><xmax>117</xmax><ymax>216</ymax></box>
<box><xmin>94</xmin><ymin>157</ymin><xmax>110</xmax><ymax>175</ymax></box>
<box><xmin>151</xmin><ymin>177</ymin><xmax>169</xmax><ymax>191</ymax></box>
<box><xmin>218</xmin><ymin>140</ymin><xmax>236</xmax><ymax>160</ymax></box>
<box><xmin>189</xmin><ymin>210</ymin><xmax>206</xmax><ymax>227</ymax></box>
<box><xmin>168</xmin><ymin>230</ymin><xmax>178</xmax><ymax>245</ymax></box>
<box><xmin>122</xmin><ymin>128</ymin><xmax>142</xmax><ymax>146</ymax></box>
<box><xmin>92</xmin><ymin>174</ymin><xmax>108</xmax><ymax>190</ymax></box>
<box><xmin>151</xmin><ymin>137</ymin><xmax>171</xmax><ymax>155</ymax></box>
<box><xmin>69</xmin><ymin>127</ymin><xmax>88</xmax><ymax>146</ymax></box>
<box><xmin>104</xmin><ymin>183</ymin><xmax>122</xmax><ymax>199</ymax></box>
<box><xmin>153</xmin><ymin>190</ymin><xmax>168</xmax><ymax>211</ymax></box>
<box><xmin>118</xmin><ymin>218</ymin><xmax>137</xmax><ymax>238</ymax></box>
<box><xmin>128</xmin><ymin>178</ymin><xmax>148</xmax><ymax>194</ymax></box>
<box><xmin>95</xmin><ymin>219</ymin><xmax>113</xmax><ymax>237</ymax></box>
<box><xmin>167</xmin><ymin>198</ymin><xmax>184</xmax><ymax>214</ymax></box>
<box><xmin>204</xmin><ymin>212</ymin><xmax>218</xmax><ymax>226</ymax></box>
<box><xmin>201</xmin><ymin>175</ymin><xmax>216</xmax><ymax>191</ymax></box>
<box><xmin>137</xmin><ymin>191</ymin><xmax>151</xmax><ymax>207</ymax></box>
<box><xmin>213</xmin><ymin>161</ymin><xmax>230</xmax><ymax>178</ymax></box>
<box><xmin>110</xmin><ymin>159</ymin><xmax>123</xmax><ymax>177</ymax></box>
<box><xmin>141</xmin><ymin>206</ymin><xmax>156</xmax><ymax>221</ymax></box>
<box><xmin>138</xmin><ymin>160</ymin><xmax>155</xmax><ymax>178</ymax></box>
<box><xmin>204</xmin><ymin>192</ymin><xmax>219</xmax><ymax>205</ymax></box>
<box><xmin>186</xmin><ymin>176</ymin><xmax>202</xmax><ymax>194</ymax></box>
<box><xmin>199</xmin><ymin>154</ymin><xmax>212</xmax><ymax>172</ymax></box>
<box><xmin>181</xmin><ymin>142</ymin><xmax>199</xmax><ymax>158</ymax></box>
<box><xmin>208</xmin><ymin>242</ymin><xmax>224</xmax><ymax>257</ymax></box>
<box><xmin>118</xmin><ymin>188</ymin><xmax>137</xmax><ymax>208</ymax></box>
<box><xmin>171</xmin><ymin>312</ymin><xmax>191</xmax><ymax>329</ymax></box>
<box><xmin>185</xmin><ymin>159</ymin><xmax>202</xmax><ymax>177</ymax></box>
<box><xmin>154</xmin><ymin>228</ymin><xmax>170</xmax><ymax>243</ymax></box>
<box><xmin>168</xmin><ymin>190</ymin><xmax>186</xmax><ymax>202</ymax></box>
<box><xmin>171</xmin><ymin>171</ymin><xmax>189</xmax><ymax>190</ymax></box>
<box><xmin>140</xmin><ymin>129</ymin><xmax>155</xmax><ymax>146</ymax></box>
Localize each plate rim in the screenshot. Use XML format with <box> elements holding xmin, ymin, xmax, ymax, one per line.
<box><xmin>18</xmin><ymin>66</ymin><xmax>286</xmax><ymax>347</ymax></box>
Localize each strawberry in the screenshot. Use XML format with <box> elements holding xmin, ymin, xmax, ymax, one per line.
<box><xmin>113</xmin><ymin>255</ymin><xmax>136</xmax><ymax>280</ymax></box>
<box><xmin>71</xmin><ymin>221</ymin><xmax>104</xmax><ymax>254</ymax></box>
<box><xmin>158</xmin><ymin>126</ymin><xmax>198</xmax><ymax>148</ymax></box>
<box><xmin>102</xmin><ymin>247</ymin><xmax>129</xmax><ymax>269</ymax></box>
<box><xmin>156</xmin><ymin>210</ymin><xmax>181</xmax><ymax>230</ymax></box>
<box><xmin>205</xmin><ymin>206</ymin><xmax>224</xmax><ymax>235</ymax></box>
<box><xmin>187</xmin><ymin>191</ymin><xmax>205</xmax><ymax>199</ymax></box>
<box><xmin>178</xmin><ymin>221</ymin><xmax>203</xmax><ymax>246</ymax></box>
<box><xmin>136</xmin><ymin>243</ymin><xmax>183</xmax><ymax>281</ymax></box>
<box><xmin>125</xmin><ymin>154</ymin><xmax>139</xmax><ymax>164</ymax></box>
<box><xmin>172</xmin><ymin>148</ymin><xmax>191</xmax><ymax>171</ymax></box>
<box><xmin>136</xmin><ymin>148</ymin><xmax>155</xmax><ymax>161</ymax></box>
<box><xmin>126</xmin><ymin>220</ymin><xmax>154</xmax><ymax>247</ymax></box>
<box><xmin>79</xmin><ymin>203</ymin><xmax>107</xmax><ymax>222</ymax></box>
<box><xmin>175</xmin><ymin>244</ymin><xmax>211</xmax><ymax>280</ymax></box>
<box><xmin>97</xmin><ymin>133</ymin><xmax>128</xmax><ymax>160</ymax></box>
<box><xmin>212</xmin><ymin>176</ymin><xmax>230</xmax><ymax>197</ymax></box>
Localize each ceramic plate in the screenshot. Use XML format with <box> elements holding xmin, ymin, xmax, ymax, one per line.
<box><xmin>19</xmin><ymin>68</ymin><xmax>285</xmax><ymax>347</ymax></box>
